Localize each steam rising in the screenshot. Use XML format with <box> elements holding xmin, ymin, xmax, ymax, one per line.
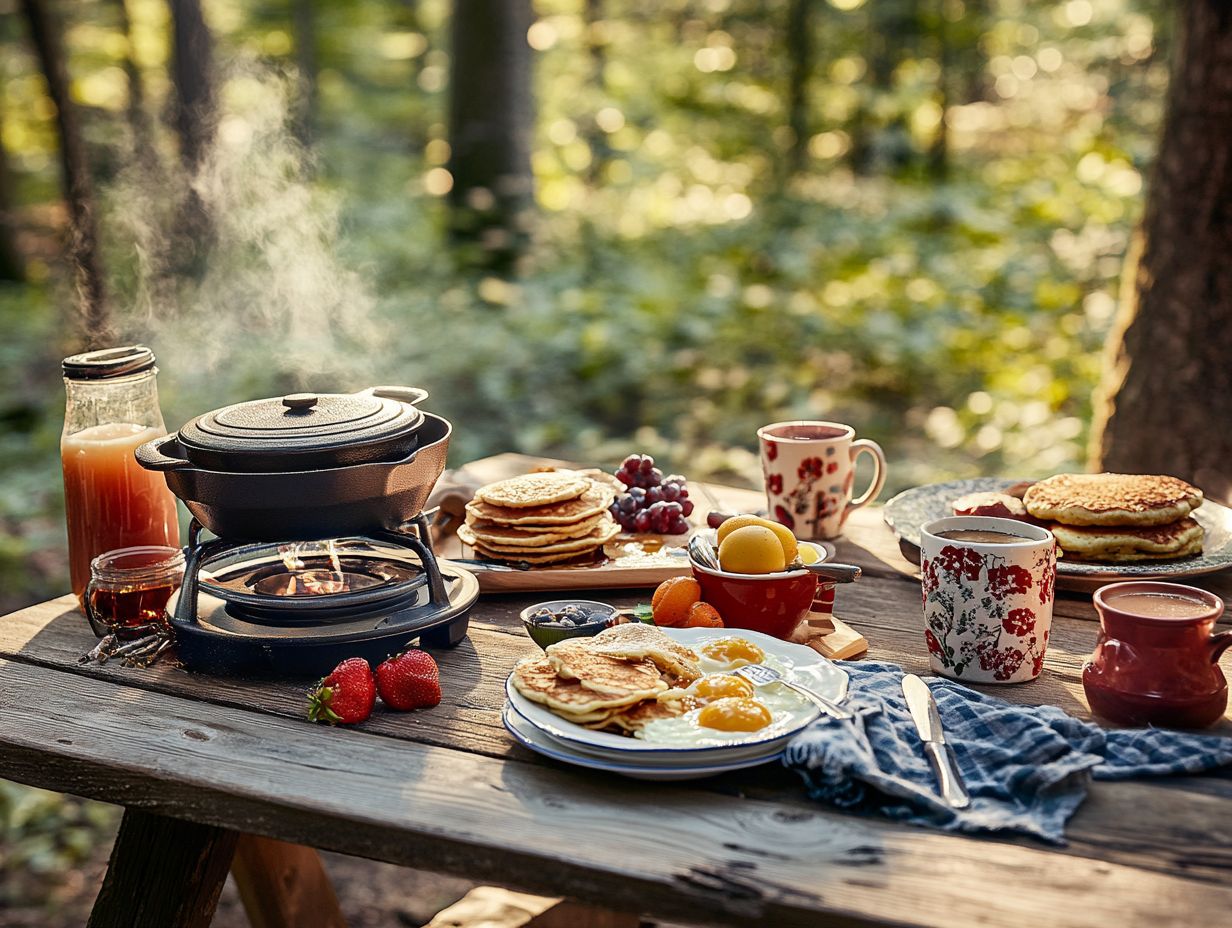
<box><xmin>105</xmin><ymin>66</ymin><xmax>393</xmax><ymax>419</ymax></box>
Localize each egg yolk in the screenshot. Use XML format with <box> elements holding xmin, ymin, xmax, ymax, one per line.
<box><xmin>700</xmin><ymin>637</ymin><xmax>766</xmax><ymax>667</ymax></box>
<box><xmin>697</xmin><ymin>697</ymin><xmax>773</xmax><ymax>732</ymax></box>
<box><xmin>689</xmin><ymin>674</ymin><xmax>755</xmax><ymax>701</ymax></box>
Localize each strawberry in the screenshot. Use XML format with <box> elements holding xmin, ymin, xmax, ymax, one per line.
<box><xmin>376</xmin><ymin>649</ymin><xmax>442</xmax><ymax>710</ymax></box>
<box><xmin>308</xmin><ymin>658</ymin><xmax>376</xmax><ymax>725</ymax></box>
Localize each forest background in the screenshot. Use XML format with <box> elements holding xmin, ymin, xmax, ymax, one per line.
<box><xmin>0</xmin><ymin>1</ymin><xmax>1183</xmax><ymax>921</ymax></box>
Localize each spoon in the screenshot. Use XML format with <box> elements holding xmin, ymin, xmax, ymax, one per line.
<box><xmin>687</xmin><ymin>534</ymin><xmax>721</xmax><ymax>570</ymax></box>
<box><xmin>796</xmin><ymin>561</ymin><xmax>862</xmax><ymax>583</ymax></box>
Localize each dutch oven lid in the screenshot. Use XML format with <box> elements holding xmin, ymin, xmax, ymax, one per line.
<box><xmin>177</xmin><ymin>386</ymin><xmax>428</xmax><ymax>472</ymax></box>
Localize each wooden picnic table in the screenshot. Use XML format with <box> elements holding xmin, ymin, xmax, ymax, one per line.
<box><xmin>1</xmin><ymin>453</ymin><xmax>1230</xmax><ymax>928</ymax></box>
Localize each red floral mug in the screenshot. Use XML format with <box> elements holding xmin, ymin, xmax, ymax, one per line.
<box><xmin>758</xmin><ymin>421</ymin><xmax>886</xmax><ymax>540</ymax></box>
<box><xmin>919</xmin><ymin>516</ymin><xmax>1057</xmax><ymax>683</ymax></box>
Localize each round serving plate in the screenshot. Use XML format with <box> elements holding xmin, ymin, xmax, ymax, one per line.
<box><xmin>884</xmin><ymin>477</ymin><xmax>1232</xmax><ymax>592</ymax></box>
<box><xmin>502</xmin><ymin>707</ymin><xmax>784</xmax><ymax>781</ymax></box>
<box><xmin>504</xmin><ymin>626</ymin><xmax>844</xmax><ymax>763</ymax></box>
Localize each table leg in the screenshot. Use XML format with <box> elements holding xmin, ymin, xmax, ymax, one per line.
<box><xmin>87</xmin><ymin>808</ymin><xmax>239</xmax><ymax>928</ymax></box>
<box><xmin>230</xmin><ymin>834</ymin><xmax>347</xmax><ymax>928</ymax></box>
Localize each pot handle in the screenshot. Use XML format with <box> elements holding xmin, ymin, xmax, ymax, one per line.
<box><xmin>1209</xmin><ymin>630</ymin><xmax>1232</xmax><ymax>664</ymax></box>
<box><xmin>135</xmin><ymin>435</ymin><xmax>194</xmax><ymax>472</ymax></box>
<box><xmin>367</xmin><ymin>386</ymin><xmax>429</xmax><ymax>406</ymax></box>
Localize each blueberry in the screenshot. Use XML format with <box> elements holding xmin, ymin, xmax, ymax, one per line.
<box><xmin>557</xmin><ymin>617</ymin><xmax>576</xmax><ymax>627</ymax></box>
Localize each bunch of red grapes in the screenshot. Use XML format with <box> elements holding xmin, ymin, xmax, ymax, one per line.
<box><xmin>610</xmin><ymin>454</ymin><xmax>694</xmax><ymax>535</ymax></box>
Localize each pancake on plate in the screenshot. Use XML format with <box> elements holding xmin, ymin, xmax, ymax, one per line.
<box><xmin>581</xmin><ymin>623</ymin><xmax>702</xmax><ymax>686</ymax></box>
<box><xmin>544</xmin><ymin>639</ymin><xmax>668</xmax><ymax>699</ymax></box>
<box><xmin>510</xmin><ymin>656</ymin><xmax>652</xmax><ymax>716</ymax></box>
<box><xmin>1024</xmin><ymin>473</ymin><xmax>1203</xmax><ymax>527</ymax></box>
<box><xmin>461</xmin><ymin>469</ymin><xmax>620</xmax><ymax>566</ymax></box>
<box><xmin>1049</xmin><ymin>517</ymin><xmax>1204</xmax><ymax>563</ymax></box>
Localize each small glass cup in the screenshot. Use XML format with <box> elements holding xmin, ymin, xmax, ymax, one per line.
<box><xmin>85</xmin><ymin>545</ymin><xmax>185</xmax><ymax>639</ymax></box>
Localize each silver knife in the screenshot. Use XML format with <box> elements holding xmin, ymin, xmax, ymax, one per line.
<box><xmin>901</xmin><ymin>674</ymin><xmax>971</xmax><ymax>809</ymax></box>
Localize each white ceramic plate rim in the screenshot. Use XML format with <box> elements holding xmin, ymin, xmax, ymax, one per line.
<box><xmin>505</xmin><ymin>626</ymin><xmax>845</xmax><ymax>756</ymax></box>
<box><xmin>503</xmin><ymin>706</ymin><xmax>784</xmax><ymax>778</ymax></box>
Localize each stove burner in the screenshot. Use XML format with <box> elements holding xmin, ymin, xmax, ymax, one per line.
<box><xmin>168</xmin><ymin>513</ymin><xmax>477</xmax><ymax>675</ymax></box>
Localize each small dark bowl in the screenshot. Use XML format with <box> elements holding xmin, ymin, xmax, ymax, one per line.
<box><xmin>520</xmin><ymin>599</ymin><xmax>617</xmax><ymax>650</ymax></box>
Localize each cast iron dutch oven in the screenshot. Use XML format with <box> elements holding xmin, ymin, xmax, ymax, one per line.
<box><xmin>136</xmin><ymin>386</ymin><xmax>450</xmax><ymax>540</ymax></box>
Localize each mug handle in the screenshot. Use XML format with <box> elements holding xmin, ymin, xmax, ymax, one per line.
<box><xmin>83</xmin><ymin>578</ymin><xmax>112</xmax><ymax>638</ymax></box>
<box><xmin>1209</xmin><ymin>630</ymin><xmax>1232</xmax><ymax>664</ymax></box>
<box><xmin>847</xmin><ymin>439</ymin><xmax>887</xmax><ymax>511</ymax></box>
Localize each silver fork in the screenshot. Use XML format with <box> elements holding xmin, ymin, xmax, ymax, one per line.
<box><xmin>734</xmin><ymin>663</ymin><xmax>854</xmax><ymax>720</ymax></box>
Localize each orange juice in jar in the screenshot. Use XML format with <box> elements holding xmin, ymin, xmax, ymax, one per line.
<box><xmin>61</xmin><ymin>347</ymin><xmax>181</xmax><ymax>606</ymax></box>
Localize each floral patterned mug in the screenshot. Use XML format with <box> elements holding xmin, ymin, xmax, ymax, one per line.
<box><xmin>919</xmin><ymin>516</ymin><xmax>1057</xmax><ymax>684</ymax></box>
<box><xmin>758</xmin><ymin>421</ymin><xmax>886</xmax><ymax>540</ymax></box>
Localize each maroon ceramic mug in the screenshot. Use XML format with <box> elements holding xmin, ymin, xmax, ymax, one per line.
<box><xmin>1084</xmin><ymin>581</ymin><xmax>1232</xmax><ymax>728</ymax></box>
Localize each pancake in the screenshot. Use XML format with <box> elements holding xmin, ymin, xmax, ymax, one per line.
<box><xmin>465</xmin><ymin>481</ymin><xmax>616</xmax><ymax>526</ymax></box>
<box><xmin>544</xmin><ymin>639</ymin><xmax>668</xmax><ymax>699</ymax></box>
<box><xmin>469</xmin><ymin>544</ymin><xmax>605</xmax><ymax>566</ymax></box>
<box><xmin>1050</xmin><ymin>517</ymin><xmax>1204</xmax><ymax>562</ymax></box>
<box><xmin>952</xmin><ymin>492</ymin><xmax>1029</xmax><ymax>519</ymax></box>
<box><xmin>605</xmin><ymin>697</ymin><xmax>693</xmax><ymax>733</ymax></box>
<box><xmin>1024</xmin><ymin>473</ymin><xmax>1203</xmax><ymax>527</ymax></box>
<box><xmin>511</xmin><ymin>657</ymin><xmax>651</xmax><ymax>713</ymax></box>
<box><xmin>583</xmin><ymin>623</ymin><xmax>702</xmax><ymax>685</ymax></box>
<box><xmin>475</xmin><ymin>472</ymin><xmax>590</xmax><ymax>509</ymax></box>
<box><xmin>459</xmin><ymin>517</ymin><xmax>615</xmax><ymax>552</ymax></box>
<box><xmin>458</xmin><ymin>514</ymin><xmax>606</xmax><ymax>549</ymax></box>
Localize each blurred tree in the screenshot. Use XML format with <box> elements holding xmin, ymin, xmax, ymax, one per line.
<box><xmin>785</xmin><ymin>0</ymin><xmax>815</xmax><ymax>178</ymax></box>
<box><xmin>583</xmin><ymin>0</ymin><xmax>607</xmax><ymax>186</ymax></box>
<box><xmin>169</xmin><ymin>0</ymin><xmax>217</xmax><ymax>172</ymax></box>
<box><xmin>446</xmin><ymin>0</ymin><xmax>534</xmax><ymax>271</ymax></box>
<box><xmin>109</xmin><ymin>0</ymin><xmax>158</xmax><ymax>171</ymax></box>
<box><xmin>291</xmin><ymin>0</ymin><xmax>317</xmax><ymax>147</ymax></box>
<box><xmin>19</xmin><ymin>0</ymin><xmax>110</xmax><ymax>341</ymax></box>
<box><xmin>0</xmin><ymin>107</ymin><xmax>24</xmax><ymax>282</ymax></box>
<box><xmin>1093</xmin><ymin>0</ymin><xmax>1232</xmax><ymax>501</ymax></box>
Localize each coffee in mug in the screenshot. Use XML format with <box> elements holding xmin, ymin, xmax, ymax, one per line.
<box><xmin>919</xmin><ymin>516</ymin><xmax>1057</xmax><ymax>683</ymax></box>
<box><xmin>758</xmin><ymin>421</ymin><xmax>886</xmax><ymax>540</ymax></box>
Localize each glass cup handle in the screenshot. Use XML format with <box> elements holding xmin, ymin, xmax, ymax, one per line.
<box><xmin>847</xmin><ymin>439</ymin><xmax>887</xmax><ymax>510</ymax></box>
<box><xmin>83</xmin><ymin>578</ymin><xmax>112</xmax><ymax>638</ymax></box>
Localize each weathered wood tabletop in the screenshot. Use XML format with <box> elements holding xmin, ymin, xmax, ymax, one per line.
<box><xmin>1</xmin><ymin>454</ymin><xmax>1230</xmax><ymax>928</ymax></box>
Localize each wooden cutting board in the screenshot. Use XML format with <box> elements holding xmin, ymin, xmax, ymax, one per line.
<box><xmin>430</xmin><ymin>453</ymin><xmax>744</xmax><ymax>594</ymax></box>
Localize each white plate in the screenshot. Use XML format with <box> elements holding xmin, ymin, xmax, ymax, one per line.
<box><xmin>505</xmin><ymin>626</ymin><xmax>846</xmax><ymax>762</ymax></box>
<box><xmin>503</xmin><ymin>706</ymin><xmax>784</xmax><ymax>781</ymax></box>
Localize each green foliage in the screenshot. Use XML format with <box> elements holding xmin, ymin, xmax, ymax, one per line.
<box><xmin>0</xmin><ymin>0</ymin><xmax>1167</xmax><ymax>589</ymax></box>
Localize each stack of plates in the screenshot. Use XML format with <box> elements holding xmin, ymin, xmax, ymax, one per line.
<box><xmin>503</xmin><ymin>627</ymin><xmax>848</xmax><ymax>781</ymax></box>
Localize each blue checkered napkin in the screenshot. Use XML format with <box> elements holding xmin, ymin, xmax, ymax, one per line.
<box><xmin>782</xmin><ymin>661</ymin><xmax>1232</xmax><ymax>844</ymax></box>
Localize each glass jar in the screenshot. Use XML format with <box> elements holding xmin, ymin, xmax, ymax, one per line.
<box><xmin>61</xmin><ymin>346</ymin><xmax>181</xmax><ymax>606</ymax></box>
<box><xmin>85</xmin><ymin>545</ymin><xmax>185</xmax><ymax>638</ymax></box>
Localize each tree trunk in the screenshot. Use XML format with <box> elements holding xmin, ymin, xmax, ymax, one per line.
<box><xmin>583</xmin><ymin>0</ymin><xmax>607</xmax><ymax>186</ymax></box>
<box><xmin>785</xmin><ymin>0</ymin><xmax>814</xmax><ymax>177</ymax></box>
<box><xmin>19</xmin><ymin>0</ymin><xmax>110</xmax><ymax>342</ymax></box>
<box><xmin>291</xmin><ymin>0</ymin><xmax>318</xmax><ymax>148</ymax></box>
<box><xmin>446</xmin><ymin>0</ymin><xmax>534</xmax><ymax>271</ymax></box>
<box><xmin>168</xmin><ymin>0</ymin><xmax>217</xmax><ymax>172</ymax></box>
<box><xmin>1092</xmin><ymin>0</ymin><xmax>1232</xmax><ymax>502</ymax></box>
<box><xmin>0</xmin><ymin>105</ymin><xmax>25</xmax><ymax>282</ymax></box>
<box><xmin>110</xmin><ymin>0</ymin><xmax>158</xmax><ymax>170</ymax></box>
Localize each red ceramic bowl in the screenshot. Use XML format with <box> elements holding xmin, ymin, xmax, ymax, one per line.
<box><xmin>691</xmin><ymin>561</ymin><xmax>819</xmax><ymax>639</ymax></box>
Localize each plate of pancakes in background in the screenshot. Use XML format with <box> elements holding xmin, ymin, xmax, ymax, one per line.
<box><xmin>884</xmin><ymin>473</ymin><xmax>1232</xmax><ymax>591</ymax></box>
<box><xmin>503</xmin><ymin>624</ymin><xmax>844</xmax><ymax>779</ymax></box>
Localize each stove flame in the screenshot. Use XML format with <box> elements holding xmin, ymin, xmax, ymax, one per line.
<box><xmin>275</xmin><ymin>540</ymin><xmax>348</xmax><ymax>595</ymax></box>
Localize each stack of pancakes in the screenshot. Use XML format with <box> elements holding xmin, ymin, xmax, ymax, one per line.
<box><xmin>511</xmin><ymin>624</ymin><xmax>702</xmax><ymax>734</ymax></box>
<box><xmin>1023</xmin><ymin>473</ymin><xmax>1204</xmax><ymax>562</ymax></box>
<box><xmin>458</xmin><ymin>470</ymin><xmax>621</xmax><ymax>565</ymax></box>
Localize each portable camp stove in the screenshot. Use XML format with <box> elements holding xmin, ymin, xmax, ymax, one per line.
<box><xmin>167</xmin><ymin>512</ymin><xmax>478</xmax><ymax>676</ymax></box>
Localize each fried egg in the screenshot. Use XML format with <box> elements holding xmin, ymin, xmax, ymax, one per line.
<box><xmin>636</xmin><ymin>668</ymin><xmax>812</xmax><ymax>747</ymax></box>
<box><xmin>697</xmin><ymin>636</ymin><xmax>766</xmax><ymax>672</ymax></box>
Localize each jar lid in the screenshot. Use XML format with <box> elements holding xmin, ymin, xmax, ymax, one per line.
<box><xmin>63</xmin><ymin>345</ymin><xmax>156</xmax><ymax>380</ymax></box>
